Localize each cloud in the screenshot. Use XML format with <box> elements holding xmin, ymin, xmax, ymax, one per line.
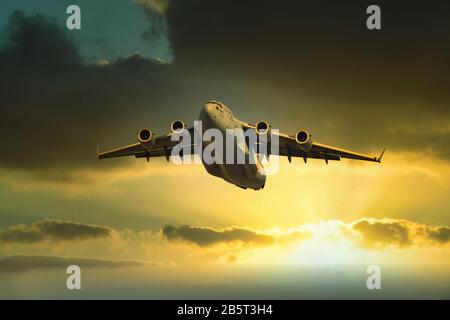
<box><xmin>352</xmin><ymin>219</ymin><xmax>412</xmax><ymax>248</ymax></box>
<box><xmin>133</xmin><ymin>0</ymin><xmax>173</xmax><ymax>62</ymax></box>
<box><xmin>165</xmin><ymin>0</ymin><xmax>450</xmax><ymax>159</ymax></box>
<box><xmin>0</xmin><ymin>3</ymin><xmax>449</xmax><ymax>181</ymax></box>
<box><xmin>1</xmin><ymin>217</ymin><xmax>448</xmax><ymax>250</ymax></box>
<box><xmin>162</xmin><ymin>224</ymin><xmax>275</xmax><ymax>246</ymax></box>
<box><xmin>0</xmin><ymin>11</ymin><xmax>177</xmax><ymax>172</ymax></box>
<box><xmin>134</xmin><ymin>0</ymin><xmax>170</xmax><ymax>15</ymax></box>
<box><xmin>426</xmin><ymin>226</ymin><xmax>450</xmax><ymax>244</ymax></box>
<box><xmin>162</xmin><ymin>218</ymin><xmax>450</xmax><ymax>249</ymax></box>
<box><xmin>351</xmin><ymin>218</ymin><xmax>450</xmax><ymax>248</ymax></box>
<box><xmin>0</xmin><ymin>219</ymin><xmax>112</xmax><ymax>244</ymax></box>
<box><xmin>0</xmin><ymin>255</ymin><xmax>147</xmax><ymax>273</ymax></box>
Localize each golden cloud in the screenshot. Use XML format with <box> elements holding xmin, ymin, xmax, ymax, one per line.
<box><xmin>162</xmin><ymin>224</ymin><xmax>276</xmax><ymax>246</ymax></box>
<box><xmin>162</xmin><ymin>218</ymin><xmax>450</xmax><ymax>250</ymax></box>
<box><xmin>351</xmin><ymin>218</ymin><xmax>450</xmax><ymax>248</ymax></box>
<box><xmin>1</xmin><ymin>218</ymin><xmax>448</xmax><ymax>255</ymax></box>
<box><xmin>0</xmin><ymin>219</ymin><xmax>112</xmax><ymax>244</ymax></box>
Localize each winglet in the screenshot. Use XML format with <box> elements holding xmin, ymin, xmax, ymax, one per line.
<box><xmin>376</xmin><ymin>148</ymin><xmax>385</xmax><ymax>163</ymax></box>
<box><xmin>96</xmin><ymin>146</ymin><xmax>101</xmax><ymax>160</ymax></box>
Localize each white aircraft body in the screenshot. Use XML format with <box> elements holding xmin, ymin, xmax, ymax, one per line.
<box><xmin>98</xmin><ymin>100</ymin><xmax>384</xmax><ymax>190</ymax></box>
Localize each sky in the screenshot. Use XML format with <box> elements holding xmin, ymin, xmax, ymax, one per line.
<box><xmin>0</xmin><ymin>0</ymin><xmax>449</xmax><ymax>299</ymax></box>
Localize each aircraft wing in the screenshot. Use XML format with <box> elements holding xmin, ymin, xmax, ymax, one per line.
<box><xmin>97</xmin><ymin>142</ymin><xmax>145</xmax><ymax>159</ymax></box>
<box><xmin>243</xmin><ymin>123</ymin><xmax>384</xmax><ymax>163</ymax></box>
<box><xmin>276</xmin><ymin>132</ymin><xmax>384</xmax><ymax>163</ymax></box>
<box><xmin>97</xmin><ymin>127</ymin><xmax>195</xmax><ymax>161</ymax></box>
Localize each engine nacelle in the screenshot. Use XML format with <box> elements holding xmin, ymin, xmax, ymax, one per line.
<box><xmin>170</xmin><ymin>120</ymin><xmax>186</xmax><ymax>133</ymax></box>
<box><xmin>255</xmin><ymin>121</ymin><xmax>270</xmax><ymax>135</ymax></box>
<box><xmin>137</xmin><ymin>128</ymin><xmax>155</xmax><ymax>150</ymax></box>
<box><xmin>295</xmin><ymin>129</ymin><xmax>313</xmax><ymax>152</ymax></box>
<box><xmin>254</xmin><ymin>121</ymin><xmax>271</xmax><ymax>154</ymax></box>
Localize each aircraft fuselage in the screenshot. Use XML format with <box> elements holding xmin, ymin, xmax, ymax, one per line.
<box><xmin>198</xmin><ymin>101</ymin><xmax>266</xmax><ymax>190</ymax></box>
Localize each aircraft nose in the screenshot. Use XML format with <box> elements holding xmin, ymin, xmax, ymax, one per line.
<box><xmin>203</xmin><ymin>103</ymin><xmax>215</xmax><ymax>116</ymax></box>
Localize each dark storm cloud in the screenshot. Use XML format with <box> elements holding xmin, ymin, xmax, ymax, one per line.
<box><xmin>167</xmin><ymin>0</ymin><xmax>449</xmax><ymax>78</ymax></box>
<box><xmin>1</xmin><ymin>2</ymin><xmax>449</xmax><ymax>175</ymax></box>
<box><xmin>166</xmin><ymin>0</ymin><xmax>450</xmax><ymax>158</ymax></box>
<box><xmin>0</xmin><ymin>255</ymin><xmax>146</xmax><ymax>273</ymax></box>
<box><xmin>167</xmin><ymin>0</ymin><xmax>450</xmax><ymax>93</ymax></box>
<box><xmin>0</xmin><ymin>11</ymin><xmax>177</xmax><ymax>171</ymax></box>
<box><xmin>0</xmin><ymin>219</ymin><xmax>112</xmax><ymax>244</ymax></box>
<box><xmin>162</xmin><ymin>224</ymin><xmax>275</xmax><ymax>246</ymax></box>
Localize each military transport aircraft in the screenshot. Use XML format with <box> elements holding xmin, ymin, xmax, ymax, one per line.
<box><xmin>98</xmin><ymin>100</ymin><xmax>384</xmax><ymax>190</ymax></box>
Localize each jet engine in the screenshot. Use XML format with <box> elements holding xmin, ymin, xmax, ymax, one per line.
<box><xmin>254</xmin><ymin>121</ymin><xmax>271</xmax><ymax>155</ymax></box>
<box><xmin>295</xmin><ymin>129</ymin><xmax>313</xmax><ymax>152</ymax></box>
<box><xmin>137</xmin><ymin>128</ymin><xmax>155</xmax><ymax>150</ymax></box>
<box><xmin>170</xmin><ymin>120</ymin><xmax>186</xmax><ymax>133</ymax></box>
<box><xmin>255</xmin><ymin>121</ymin><xmax>270</xmax><ymax>135</ymax></box>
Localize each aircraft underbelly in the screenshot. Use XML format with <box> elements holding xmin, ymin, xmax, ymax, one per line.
<box><xmin>203</xmin><ymin>162</ymin><xmax>264</xmax><ymax>189</ymax></box>
<box><xmin>199</xmin><ymin>106</ymin><xmax>266</xmax><ymax>190</ymax></box>
<box><xmin>225</xmin><ymin>163</ymin><xmax>265</xmax><ymax>189</ymax></box>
